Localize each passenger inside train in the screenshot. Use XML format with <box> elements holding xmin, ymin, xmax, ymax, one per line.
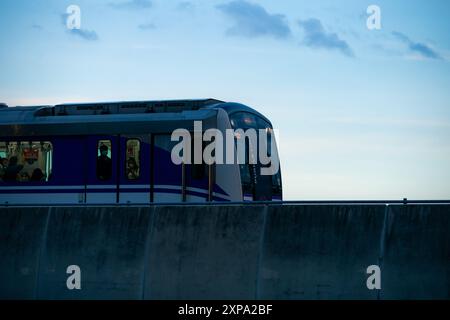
<box><xmin>2</xmin><ymin>157</ymin><xmax>24</xmax><ymax>182</ymax></box>
<box><xmin>126</xmin><ymin>157</ymin><xmax>139</xmax><ymax>180</ymax></box>
<box><xmin>97</xmin><ymin>144</ymin><xmax>112</xmax><ymax>181</ymax></box>
<box><xmin>0</xmin><ymin>141</ymin><xmax>52</xmax><ymax>183</ymax></box>
<box><xmin>126</xmin><ymin>139</ymin><xmax>140</xmax><ymax>180</ymax></box>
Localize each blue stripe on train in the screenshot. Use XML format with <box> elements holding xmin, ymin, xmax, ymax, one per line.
<box><xmin>0</xmin><ymin>187</ymin><xmax>230</xmax><ymax>201</ymax></box>
<box><xmin>153</xmin><ymin>188</ymin><xmax>228</xmax><ymax>202</ymax></box>
<box><xmin>0</xmin><ymin>188</ymin><xmax>85</xmax><ymax>194</ymax></box>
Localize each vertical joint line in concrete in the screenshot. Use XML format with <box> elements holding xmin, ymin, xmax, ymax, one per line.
<box><xmin>255</xmin><ymin>204</ymin><xmax>269</xmax><ymax>300</ymax></box>
<box><xmin>377</xmin><ymin>204</ymin><xmax>390</xmax><ymax>300</ymax></box>
<box><xmin>34</xmin><ymin>207</ymin><xmax>52</xmax><ymax>299</ymax></box>
<box><xmin>140</xmin><ymin>206</ymin><xmax>156</xmax><ymax>300</ymax></box>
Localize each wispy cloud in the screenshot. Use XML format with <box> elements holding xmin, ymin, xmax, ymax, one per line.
<box><xmin>138</xmin><ymin>22</ymin><xmax>156</xmax><ymax>30</ymax></box>
<box><xmin>60</xmin><ymin>14</ymin><xmax>99</xmax><ymax>41</ymax></box>
<box><xmin>177</xmin><ymin>1</ymin><xmax>195</xmax><ymax>11</ymax></box>
<box><xmin>31</xmin><ymin>24</ymin><xmax>43</xmax><ymax>30</ymax></box>
<box><xmin>216</xmin><ymin>0</ymin><xmax>291</xmax><ymax>39</ymax></box>
<box><xmin>69</xmin><ymin>29</ymin><xmax>99</xmax><ymax>41</ymax></box>
<box><xmin>298</xmin><ymin>18</ymin><xmax>354</xmax><ymax>57</ymax></box>
<box><xmin>109</xmin><ymin>0</ymin><xmax>152</xmax><ymax>10</ymax></box>
<box><xmin>392</xmin><ymin>31</ymin><xmax>442</xmax><ymax>60</ymax></box>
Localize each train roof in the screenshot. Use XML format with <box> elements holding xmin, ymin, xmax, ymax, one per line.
<box><xmin>0</xmin><ymin>99</ymin><xmax>272</xmax><ymax>137</ymax></box>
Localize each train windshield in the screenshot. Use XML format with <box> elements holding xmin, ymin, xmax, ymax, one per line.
<box><xmin>229</xmin><ymin>112</ymin><xmax>282</xmax><ymax>200</ymax></box>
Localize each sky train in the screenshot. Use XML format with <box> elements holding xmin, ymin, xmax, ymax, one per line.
<box><xmin>0</xmin><ymin>99</ymin><xmax>282</xmax><ymax>205</ymax></box>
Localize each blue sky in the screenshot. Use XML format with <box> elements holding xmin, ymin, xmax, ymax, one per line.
<box><xmin>1</xmin><ymin>0</ymin><xmax>449</xmax><ymax>200</ymax></box>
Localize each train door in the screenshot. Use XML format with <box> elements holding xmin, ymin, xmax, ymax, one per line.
<box><xmin>185</xmin><ymin>140</ymin><xmax>211</xmax><ymax>202</ymax></box>
<box><xmin>253</xmin><ymin>129</ymin><xmax>273</xmax><ymax>201</ymax></box>
<box><xmin>240</xmin><ymin>136</ymin><xmax>273</xmax><ymax>201</ymax></box>
<box><xmin>85</xmin><ymin>136</ymin><xmax>119</xmax><ymax>204</ymax></box>
<box><xmin>241</xmin><ymin>155</ymin><xmax>272</xmax><ymax>201</ymax></box>
<box><xmin>152</xmin><ymin>134</ymin><xmax>183</xmax><ymax>202</ymax></box>
<box><xmin>233</xmin><ymin>113</ymin><xmax>273</xmax><ymax>202</ymax></box>
<box><xmin>254</xmin><ymin>164</ymin><xmax>272</xmax><ymax>201</ymax></box>
<box><xmin>118</xmin><ymin>135</ymin><xmax>150</xmax><ymax>204</ymax></box>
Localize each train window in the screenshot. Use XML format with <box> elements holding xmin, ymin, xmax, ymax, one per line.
<box><xmin>97</xmin><ymin>140</ymin><xmax>112</xmax><ymax>181</ymax></box>
<box><xmin>191</xmin><ymin>139</ymin><xmax>205</xmax><ymax>180</ymax></box>
<box><xmin>191</xmin><ymin>163</ymin><xmax>205</xmax><ymax>180</ymax></box>
<box><xmin>230</xmin><ymin>111</ymin><xmax>272</xmax><ymax>163</ymax></box>
<box><xmin>230</xmin><ymin>112</ymin><xmax>272</xmax><ymax>131</ymax></box>
<box><xmin>240</xmin><ymin>164</ymin><xmax>253</xmax><ymax>195</ymax></box>
<box><xmin>272</xmin><ymin>170</ymin><xmax>282</xmax><ymax>197</ymax></box>
<box><xmin>126</xmin><ymin>139</ymin><xmax>140</xmax><ymax>180</ymax></box>
<box><xmin>256</xmin><ymin>117</ymin><xmax>271</xmax><ymax>130</ymax></box>
<box><xmin>230</xmin><ymin>112</ymin><xmax>257</xmax><ymax>129</ymax></box>
<box><xmin>0</xmin><ymin>141</ymin><xmax>53</xmax><ymax>183</ymax></box>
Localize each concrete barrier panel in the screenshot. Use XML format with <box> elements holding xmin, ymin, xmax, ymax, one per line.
<box><xmin>0</xmin><ymin>207</ymin><xmax>49</xmax><ymax>299</ymax></box>
<box><xmin>381</xmin><ymin>205</ymin><xmax>450</xmax><ymax>299</ymax></box>
<box><xmin>36</xmin><ymin>207</ymin><xmax>151</xmax><ymax>299</ymax></box>
<box><xmin>143</xmin><ymin>205</ymin><xmax>266</xmax><ymax>299</ymax></box>
<box><xmin>258</xmin><ymin>205</ymin><xmax>386</xmax><ymax>299</ymax></box>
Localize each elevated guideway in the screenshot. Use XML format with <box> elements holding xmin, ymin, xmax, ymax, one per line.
<box><xmin>0</xmin><ymin>201</ymin><xmax>449</xmax><ymax>299</ymax></box>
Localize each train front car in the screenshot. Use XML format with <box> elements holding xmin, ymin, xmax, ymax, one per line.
<box><xmin>0</xmin><ymin>99</ymin><xmax>282</xmax><ymax>205</ymax></box>
<box><xmin>211</xmin><ymin>102</ymin><xmax>282</xmax><ymax>202</ymax></box>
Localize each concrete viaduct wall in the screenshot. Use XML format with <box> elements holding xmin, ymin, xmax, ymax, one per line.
<box><xmin>0</xmin><ymin>204</ymin><xmax>448</xmax><ymax>299</ymax></box>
